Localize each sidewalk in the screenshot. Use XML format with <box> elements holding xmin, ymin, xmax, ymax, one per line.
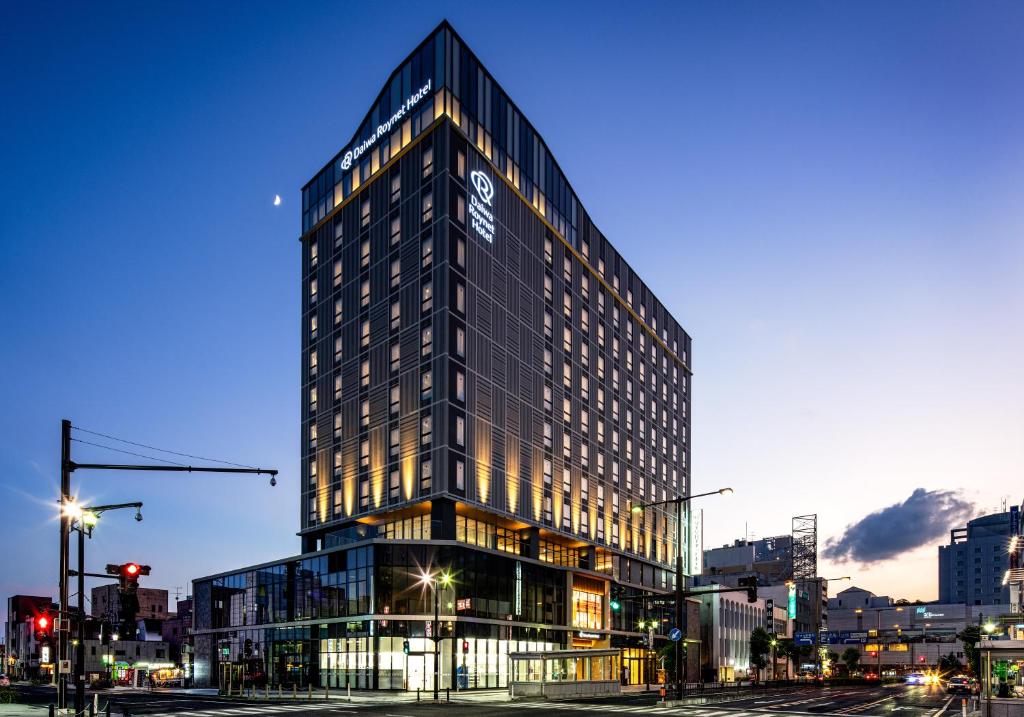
<box><xmin>0</xmin><ymin>706</ymin><xmax>52</xmax><ymax>716</ymax></box>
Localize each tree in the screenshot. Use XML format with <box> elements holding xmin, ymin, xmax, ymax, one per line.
<box><xmin>825</xmin><ymin>650</ymin><xmax>840</xmax><ymax>675</ymax></box>
<box><xmin>841</xmin><ymin>647</ymin><xmax>861</xmax><ymax>675</ymax></box>
<box><xmin>938</xmin><ymin>653</ymin><xmax>963</xmax><ymax>675</ymax></box>
<box><xmin>750</xmin><ymin>627</ymin><xmax>773</xmax><ymax>680</ymax></box>
<box><xmin>658</xmin><ymin>643</ymin><xmax>676</xmax><ymax>680</ymax></box>
<box><xmin>957</xmin><ymin>626</ymin><xmax>981</xmax><ymax>676</ymax></box>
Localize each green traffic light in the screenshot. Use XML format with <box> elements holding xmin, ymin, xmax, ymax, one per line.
<box><xmin>610</xmin><ymin>599</ymin><xmax>621</xmax><ymax>611</ymax></box>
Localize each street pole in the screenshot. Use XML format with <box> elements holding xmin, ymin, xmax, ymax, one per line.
<box><xmin>675</xmin><ymin>498</ymin><xmax>685</xmax><ymax>699</ymax></box>
<box><xmin>58</xmin><ymin>418</ymin><xmax>71</xmax><ymax>711</ymax></box>
<box><xmin>433</xmin><ymin>583</ymin><xmax>439</xmax><ymax>702</ymax></box>
<box><xmin>76</xmin><ymin>525</ymin><xmax>86</xmax><ymax>716</ymax></box>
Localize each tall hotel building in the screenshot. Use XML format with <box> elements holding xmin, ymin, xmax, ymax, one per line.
<box><xmin>192</xmin><ymin>21</ymin><xmax>694</xmax><ymax>691</ymax></box>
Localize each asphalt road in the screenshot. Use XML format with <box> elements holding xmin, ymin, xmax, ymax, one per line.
<box><xmin>5</xmin><ymin>683</ymin><xmax>964</xmax><ymax>717</ymax></box>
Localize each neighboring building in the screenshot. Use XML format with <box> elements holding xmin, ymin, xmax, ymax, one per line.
<box><xmin>192</xmin><ymin>20</ymin><xmax>693</xmax><ymax>692</ymax></box>
<box><xmin>823</xmin><ymin>587</ymin><xmax>987</xmax><ymax>671</ymax></box>
<box><xmin>703</xmin><ymin>536</ymin><xmax>792</xmax><ymax>580</ymax></box>
<box><xmin>4</xmin><ymin>596</ymin><xmax>56</xmax><ymax>680</ymax></box>
<box><xmin>828</xmin><ymin>586</ymin><xmax>893</xmax><ymax>610</ymax></box>
<box><xmin>162</xmin><ymin>598</ymin><xmax>192</xmax><ymax>666</ymax></box>
<box><xmin>697</xmin><ymin>586</ymin><xmax>768</xmax><ymax>682</ymax></box>
<box><xmin>938</xmin><ymin>508</ymin><xmax>1018</xmax><ymax>606</ymax></box>
<box><xmin>81</xmin><ymin>637</ymin><xmax>172</xmax><ymax>683</ymax></box>
<box><xmin>91</xmin><ymin>584</ymin><xmax>169</xmax><ymax>622</ymax></box>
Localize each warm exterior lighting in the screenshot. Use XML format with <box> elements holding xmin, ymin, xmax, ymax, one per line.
<box><xmin>719</xmin><ymin>487</ymin><xmax>734</xmax><ymax>495</ymax></box>
<box><xmin>984</xmin><ymin>622</ymin><xmax>997</xmax><ymax>633</ymax></box>
<box><xmin>439</xmin><ymin>571</ymin><xmax>453</xmax><ymax>588</ymax></box>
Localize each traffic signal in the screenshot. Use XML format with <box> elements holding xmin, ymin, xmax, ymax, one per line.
<box><xmin>739</xmin><ymin>576</ymin><xmax>758</xmax><ymax>603</ymax></box>
<box><xmin>462</xmin><ymin>640</ymin><xmax>469</xmax><ymax>654</ymax></box>
<box><xmin>402</xmin><ymin>639</ymin><xmax>410</xmax><ymax>655</ymax></box>
<box><xmin>609</xmin><ymin>585</ymin><xmax>622</xmax><ymax>612</ymax></box>
<box><xmin>34</xmin><ymin>614</ymin><xmax>52</xmax><ymax>641</ymax></box>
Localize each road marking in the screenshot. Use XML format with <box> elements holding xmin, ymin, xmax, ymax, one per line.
<box><xmin>930</xmin><ymin>697</ymin><xmax>955</xmax><ymax>717</ymax></box>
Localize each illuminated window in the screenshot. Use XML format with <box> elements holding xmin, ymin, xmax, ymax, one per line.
<box><xmin>422</xmin><ymin>146</ymin><xmax>433</xmax><ymax>179</ymax></box>
<box><xmin>309</xmin><ymin>315</ymin><xmax>318</xmax><ymax>340</ymax></box>
<box><xmin>334</xmin><ymin>374</ymin><xmax>341</xmax><ymax>401</ymax></box>
<box><xmin>455</xmin><ymin>327</ymin><xmax>466</xmax><ymax>358</ymax></box>
<box><xmin>360</xmin><ymin>399</ymin><xmax>369</xmax><ymax>428</ymax></box>
<box><xmin>422</xmin><ymin>281</ymin><xmax>433</xmax><ymax>313</ymax></box>
<box><xmin>454</xmin><ymin>415</ymin><xmax>465</xmax><ymax>447</ymax></box>
<box><xmin>390</xmin><ymin>343</ymin><xmax>400</xmax><ymax>373</ymax></box>
<box><xmin>360</xmin><ymin>359</ymin><xmax>369</xmax><ymax>388</ymax></box>
<box><xmin>421</xmin><ymin>458</ymin><xmax>432</xmax><ymax>492</ymax></box>
<box><xmin>361</xmin><ymin>319</ymin><xmax>370</xmax><ymax>348</ymax></box>
<box><xmin>456</xmin><ymin>194</ymin><xmax>465</xmax><ymax>224</ymax></box>
<box><xmin>455</xmin><ymin>281</ymin><xmax>466</xmax><ymax>314</ymax></box>
<box><xmin>421</xmin><ymin>191</ymin><xmax>433</xmax><ymax>224</ymax></box>
<box><xmin>333</xmin><ymin>259</ymin><xmax>342</xmax><ymax>288</ymax></box>
<box><xmin>421</xmin><ymin>236</ymin><xmax>433</xmax><ymax>268</ymax></box>
<box><xmin>455</xmin><ymin>458</ymin><xmax>465</xmax><ymax>490</ymax></box>
<box><xmin>334</xmin><ymin>298</ymin><xmax>342</xmax><ymax>326</ymax></box>
<box><xmin>389</xmin><ymin>384</ymin><xmax>400</xmax><ymax>416</ymax></box>
<box><xmin>361</xmin><ymin>239</ymin><xmax>370</xmax><ymax>268</ymax></box>
<box><xmin>309</xmin><ymin>424</ymin><xmax>317</xmax><ymax>450</ymax></box>
<box><xmin>421</xmin><ymin>326</ymin><xmax>433</xmax><ymax>356</ymax></box>
<box><xmin>334</xmin><ymin>336</ymin><xmax>342</xmax><ymax>362</ymax></box>
<box><xmin>421</xmin><ymin>415</ymin><xmax>432</xmax><ymax>446</ymax></box>
<box><xmin>361</xmin><ymin>198</ymin><xmax>370</xmax><ymax>228</ymax></box>
<box><xmin>309</xmin><ymin>386</ymin><xmax>317</xmax><ymax>413</ymax></box>
<box><xmin>455</xmin><ymin>237</ymin><xmax>466</xmax><ymax>268</ymax></box>
<box><xmin>390</xmin><ymin>300</ymin><xmax>400</xmax><ymax>330</ymax></box>
<box><xmin>361</xmin><ymin>279</ymin><xmax>370</xmax><ymax>308</ymax></box>
<box><xmin>454</xmin><ymin>370</ymin><xmax>465</xmax><ymax>402</ymax></box>
<box><xmin>310</xmin><ymin>239</ymin><xmax>318</xmax><ymax>267</ymax></box>
<box><xmin>333</xmin><ymin>412</ymin><xmax>341</xmax><ymax>439</ymax></box>
<box><xmin>456</xmin><ymin>150</ymin><xmax>465</xmax><ymax>180</ymax></box>
<box><xmin>421</xmin><ymin>369</ymin><xmax>432</xmax><ymax>401</ymax></box>
<box><xmin>309</xmin><ymin>277</ymin><xmax>318</xmax><ymax>304</ymax></box>
<box><xmin>309</xmin><ymin>351</ymin><xmax>318</xmax><ymax>376</ymax></box>
<box><xmin>360</xmin><ymin>439</ymin><xmax>369</xmax><ymax>468</ymax></box>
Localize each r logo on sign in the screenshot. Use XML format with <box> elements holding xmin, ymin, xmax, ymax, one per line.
<box><xmin>470</xmin><ymin>170</ymin><xmax>494</xmax><ymax>205</ymax></box>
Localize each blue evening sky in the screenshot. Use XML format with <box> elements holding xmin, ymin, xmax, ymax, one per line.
<box><xmin>1</xmin><ymin>1</ymin><xmax>1021</xmax><ymax>619</ymax></box>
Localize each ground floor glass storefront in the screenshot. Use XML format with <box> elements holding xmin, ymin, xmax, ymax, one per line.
<box><xmin>193</xmin><ymin>539</ymin><xmax>666</xmax><ymax>691</ymax></box>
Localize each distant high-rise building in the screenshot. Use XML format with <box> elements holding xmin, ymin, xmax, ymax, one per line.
<box><xmin>938</xmin><ymin>507</ymin><xmax>1018</xmax><ymax>605</ymax></box>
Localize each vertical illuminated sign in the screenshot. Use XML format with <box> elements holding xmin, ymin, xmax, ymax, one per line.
<box><xmin>788</xmin><ymin>583</ymin><xmax>797</xmax><ymax>619</ymax></box>
<box><xmin>514</xmin><ymin>561</ymin><xmax>522</xmax><ymax>616</ymax></box>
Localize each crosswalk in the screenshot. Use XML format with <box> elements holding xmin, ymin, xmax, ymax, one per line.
<box><xmin>497</xmin><ymin>702</ymin><xmax>802</xmax><ymax>716</ymax></box>
<box><xmin>131</xmin><ymin>703</ymin><xmax>364</xmax><ymax>717</ymax></box>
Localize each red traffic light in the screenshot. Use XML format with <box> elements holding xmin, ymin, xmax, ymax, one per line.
<box><xmin>124</xmin><ymin>563</ymin><xmax>140</xmax><ymax>576</ymax></box>
<box><xmin>462</xmin><ymin>640</ymin><xmax>469</xmax><ymax>653</ymax></box>
<box><xmin>36</xmin><ymin>615</ymin><xmax>49</xmax><ymax>630</ymax></box>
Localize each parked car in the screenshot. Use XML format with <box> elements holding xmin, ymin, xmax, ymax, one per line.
<box><xmin>946</xmin><ymin>676</ymin><xmax>978</xmax><ymax>694</ymax></box>
<box><xmin>863</xmin><ymin>672</ymin><xmax>880</xmax><ymax>681</ymax></box>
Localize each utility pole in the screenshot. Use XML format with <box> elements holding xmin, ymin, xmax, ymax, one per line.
<box><xmin>57</xmin><ymin>419</ymin><xmax>278</xmax><ymax>716</ymax></box>
<box><xmin>57</xmin><ymin>419</ymin><xmax>71</xmax><ymax>711</ymax></box>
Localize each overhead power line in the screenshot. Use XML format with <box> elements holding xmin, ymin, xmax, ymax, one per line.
<box><xmin>72</xmin><ymin>425</ymin><xmax>257</xmax><ymax>469</ymax></box>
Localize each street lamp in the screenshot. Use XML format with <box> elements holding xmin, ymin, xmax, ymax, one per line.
<box><xmin>631</xmin><ymin>486</ymin><xmax>733</xmax><ymax>699</ymax></box>
<box><xmin>69</xmin><ymin>501</ymin><xmax>143</xmax><ymax>712</ymax></box>
<box><xmin>417</xmin><ymin>569</ymin><xmax>453</xmax><ymax>701</ymax></box>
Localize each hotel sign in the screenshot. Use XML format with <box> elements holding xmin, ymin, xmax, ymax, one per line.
<box><xmin>468</xmin><ymin>170</ymin><xmax>495</xmax><ymax>243</ymax></box>
<box><xmin>340</xmin><ymin>79</ymin><xmax>433</xmax><ymax>172</ymax></box>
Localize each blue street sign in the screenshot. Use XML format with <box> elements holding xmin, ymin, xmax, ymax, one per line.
<box><xmin>794</xmin><ymin>632</ymin><xmax>815</xmax><ymax>646</ymax></box>
<box><xmin>669</xmin><ymin>628</ymin><xmax>682</xmax><ymax>642</ymax></box>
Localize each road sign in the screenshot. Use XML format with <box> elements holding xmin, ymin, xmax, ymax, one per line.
<box><xmin>794</xmin><ymin>632</ymin><xmax>815</xmax><ymax>646</ymax></box>
<box><xmin>669</xmin><ymin>627</ymin><xmax>682</xmax><ymax>642</ymax></box>
<box><xmin>764</xmin><ymin>598</ymin><xmax>774</xmax><ymax>631</ymax></box>
<box><xmin>59</xmin><ymin>659</ymin><xmax>71</xmax><ymax>674</ymax></box>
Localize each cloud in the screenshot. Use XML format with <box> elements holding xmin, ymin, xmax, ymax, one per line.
<box><xmin>823</xmin><ymin>488</ymin><xmax>976</xmax><ymax>564</ymax></box>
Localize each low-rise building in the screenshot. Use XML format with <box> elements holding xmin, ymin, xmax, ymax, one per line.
<box><xmin>697</xmin><ymin>585</ymin><xmax>769</xmax><ymax>682</ymax></box>
<box><xmin>4</xmin><ymin>595</ymin><xmax>56</xmax><ymax>681</ymax></box>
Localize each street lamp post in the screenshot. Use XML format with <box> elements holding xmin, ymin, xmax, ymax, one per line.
<box><xmin>856</xmin><ymin>605</ymin><xmax>904</xmax><ymax>676</ymax></box>
<box><xmin>632</xmin><ymin>487</ymin><xmax>732</xmax><ymax>699</ymax></box>
<box><xmin>418</xmin><ymin>569</ymin><xmax>452</xmax><ymax>702</ymax></box>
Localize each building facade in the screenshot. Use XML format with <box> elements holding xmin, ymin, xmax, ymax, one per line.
<box><xmin>938</xmin><ymin>508</ymin><xmax>1018</xmax><ymax>606</ymax></box>
<box><xmin>697</xmin><ymin>586</ymin><xmax>768</xmax><ymax>682</ymax></box>
<box><xmin>4</xmin><ymin>595</ymin><xmax>56</xmax><ymax>680</ymax></box>
<box><xmin>91</xmin><ymin>585</ymin><xmax>169</xmax><ymax>622</ymax></box>
<box><xmin>192</xmin><ymin>21</ymin><xmax>693</xmax><ymax>691</ymax></box>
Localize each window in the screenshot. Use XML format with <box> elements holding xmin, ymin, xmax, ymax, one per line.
<box><xmin>422</xmin><ymin>191</ymin><xmax>433</xmax><ymax>224</ymax></box>
<box><xmin>309</xmin><ymin>423</ymin><xmax>317</xmax><ymax>450</ymax></box>
<box><xmin>360</xmin><ymin>239</ymin><xmax>370</xmax><ymax>269</ymax></box>
<box><xmin>421</xmin><ymin>458</ymin><xmax>432</xmax><ymax>491</ymax></box>
<box><xmin>360</xmin><ymin>400</ymin><xmax>369</xmax><ymax>428</ymax></box>
<box><xmin>309</xmin><ymin>314</ymin><xmax>318</xmax><ymax>340</ymax></box>
<box><xmin>455</xmin><ymin>280</ymin><xmax>466</xmax><ymax>314</ymax></box>
<box><xmin>360</xmin><ymin>319</ymin><xmax>370</xmax><ymax>348</ymax></box>
<box><xmin>360</xmin><ymin>438</ymin><xmax>369</xmax><ymax>467</ymax></box>
<box><xmin>390</xmin><ymin>173</ymin><xmax>401</xmax><ymax>204</ymax></box>
<box><xmin>455</xmin><ymin>236</ymin><xmax>466</xmax><ymax>269</ymax></box>
<box><xmin>389</xmin><ymin>384</ymin><xmax>400</xmax><ymax>416</ymax></box>
<box><xmin>422</xmin><ymin>145</ymin><xmax>433</xmax><ymax>178</ymax></box>
<box><xmin>360</xmin><ymin>197</ymin><xmax>370</xmax><ymax>228</ymax></box>
<box><xmin>390</xmin><ymin>258</ymin><xmax>401</xmax><ymax>288</ymax></box>
<box><xmin>455</xmin><ymin>326</ymin><xmax>466</xmax><ymax>358</ymax></box>
<box><xmin>334</xmin><ymin>336</ymin><xmax>342</xmax><ymax>361</ymax></box>
<box><xmin>421</xmin><ymin>415</ymin><xmax>432</xmax><ymax>446</ymax></box>
<box><xmin>334</xmin><ymin>298</ymin><xmax>342</xmax><ymax>325</ymax></box>
<box><xmin>456</xmin><ymin>194</ymin><xmax>465</xmax><ymax>224</ymax></box>
<box><xmin>544</xmin><ymin>310</ymin><xmax>553</xmax><ymax>339</ymax></box>
<box><xmin>421</xmin><ymin>369</ymin><xmax>432</xmax><ymax>400</ymax></box>
<box><xmin>309</xmin><ymin>350</ymin><xmax>318</xmax><ymax>377</ymax></box>
<box><xmin>456</xmin><ymin>150</ymin><xmax>465</xmax><ymax>179</ymax></box>
<box><xmin>333</xmin><ymin>373</ymin><xmax>341</xmax><ymax>401</ymax></box>
<box><xmin>421</xmin><ymin>236</ymin><xmax>433</xmax><ymax>268</ymax></box>
<box><xmin>360</xmin><ymin>359</ymin><xmax>369</xmax><ymax>388</ymax></box>
<box><xmin>422</xmin><ymin>325</ymin><xmax>433</xmax><ymax>356</ymax></box>
<box><xmin>309</xmin><ymin>277</ymin><xmax>318</xmax><ymax>304</ymax></box>
<box><xmin>454</xmin><ymin>415</ymin><xmax>466</xmax><ymax>447</ymax></box>
<box><xmin>390</xmin><ymin>343</ymin><xmax>400</xmax><ymax>373</ymax></box>
<box><xmin>390</xmin><ymin>216</ymin><xmax>401</xmax><ymax>246</ymax></box>
<box><xmin>544</xmin><ymin>236</ymin><xmax>553</xmax><ymax>265</ymax></box>
<box><xmin>309</xmin><ymin>386</ymin><xmax>317</xmax><ymax>413</ymax></box>
<box><xmin>333</xmin><ymin>412</ymin><xmax>341</xmax><ymax>438</ymax></box>
<box><xmin>422</xmin><ymin>281</ymin><xmax>433</xmax><ymax>313</ymax></box>
<box><xmin>454</xmin><ymin>370</ymin><xmax>465</xmax><ymax>402</ymax></box>
<box><xmin>310</xmin><ymin>239</ymin><xmax>318</xmax><ymax>267</ymax></box>
<box><xmin>454</xmin><ymin>458</ymin><xmax>465</xmax><ymax>490</ymax></box>
<box><xmin>390</xmin><ymin>300</ymin><xmax>400</xmax><ymax>330</ymax></box>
